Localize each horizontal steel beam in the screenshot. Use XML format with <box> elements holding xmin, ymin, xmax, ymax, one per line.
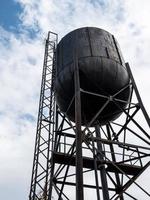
<box><xmin>53</xmin><ymin>152</ymin><xmax>142</xmax><ymax>176</ymax></box>
<box><xmin>55</xmin><ymin>180</ymin><xmax>116</xmax><ymax>191</ymax></box>
<box><xmin>55</xmin><ymin>131</ymin><xmax>150</xmax><ymax>151</ymax></box>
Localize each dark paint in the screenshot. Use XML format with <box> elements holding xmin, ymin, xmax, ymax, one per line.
<box><xmin>55</xmin><ymin>27</ymin><xmax>130</xmax><ymax>126</ymax></box>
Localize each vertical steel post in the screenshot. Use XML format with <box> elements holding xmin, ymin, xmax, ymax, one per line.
<box><xmin>126</xmin><ymin>62</ymin><xmax>150</xmax><ymax>128</ymax></box>
<box><xmin>74</xmin><ymin>32</ymin><xmax>84</xmax><ymax>200</ymax></box>
<box><xmin>106</xmin><ymin>124</ymin><xmax>124</xmax><ymax>200</ymax></box>
<box><xmin>95</xmin><ymin>125</ymin><xmax>109</xmax><ymax>200</ymax></box>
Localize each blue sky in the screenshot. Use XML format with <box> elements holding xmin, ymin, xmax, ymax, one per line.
<box><xmin>0</xmin><ymin>0</ymin><xmax>150</xmax><ymax>200</ymax></box>
<box><xmin>0</xmin><ymin>0</ymin><xmax>22</xmax><ymax>31</ymax></box>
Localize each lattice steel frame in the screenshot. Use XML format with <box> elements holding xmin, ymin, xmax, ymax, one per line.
<box><xmin>29</xmin><ymin>31</ymin><xmax>58</xmax><ymax>200</ymax></box>
<box><xmin>29</xmin><ymin>32</ymin><xmax>150</xmax><ymax>200</ymax></box>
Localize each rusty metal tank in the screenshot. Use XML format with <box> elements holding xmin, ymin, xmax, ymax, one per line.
<box><xmin>55</xmin><ymin>27</ymin><xmax>130</xmax><ymax>126</ymax></box>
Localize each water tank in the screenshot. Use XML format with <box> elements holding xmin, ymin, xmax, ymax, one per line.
<box><xmin>55</xmin><ymin>27</ymin><xmax>130</xmax><ymax>126</ymax></box>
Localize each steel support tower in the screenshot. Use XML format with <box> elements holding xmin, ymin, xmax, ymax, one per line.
<box><xmin>29</xmin><ymin>32</ymin><xmax>150</xmax><ymax>200</ymax></box>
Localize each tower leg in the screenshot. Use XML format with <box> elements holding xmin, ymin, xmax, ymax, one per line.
<box><xmin>74</xmin><ymin>45</ymin><xmax>84</xmax><ymax>200</ymax></box>
<box><xmin>95</xmin><ymin>125</ymin><xmax>110</xmax><ymax>200</ymax></box>
<box><xmin>106</xmin><ymin>124</ymin><xmax>124</xmax><ymax>200</ymax></box>
<box><xmin>126</xmin><ymin>62</ymin><xmax>150</xmax><ymax>128</ymax></box>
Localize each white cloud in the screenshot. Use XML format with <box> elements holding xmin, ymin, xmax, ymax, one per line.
<box><xmin>0</xmin><ymin>26</ymin><xmax>43</xmax><ymax>199</ymax></box>
<box><xmin>1</xmin><ymin>0</ymin><xmax>150</xmax><ymax>199</ymax></box>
